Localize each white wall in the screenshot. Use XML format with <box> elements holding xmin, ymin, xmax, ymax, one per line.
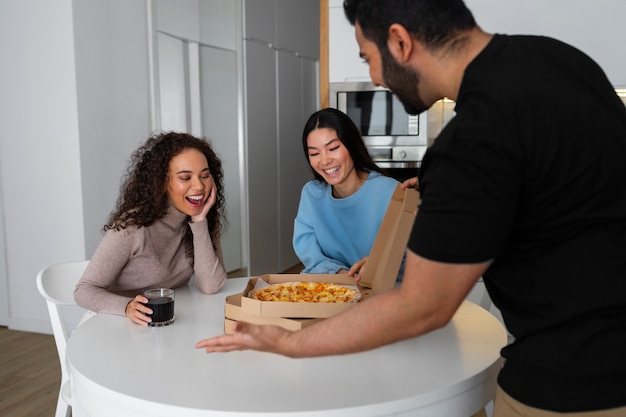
<box><xmin>0</xmin><ymin>0</ymin><xmax>153</xmax><ymax>333</ymax></box>
<box><xmin>329</xmin><ymin>0</ymin><xmax>626</xmax><ymax>87</ymax></box>
<box><xmin>465</xmin><ymin>0</ymin><xmax>626</xmax><ymax>87</ymax></box>
<box><xmin>73</xmin><ymin>0</ymin><xmax>153</xmax><ymax>256</ymax></box>
<box><xmin>0</xmin><ymin>0</ymin><xmax>86</xmax><ymax>332</ymax></box>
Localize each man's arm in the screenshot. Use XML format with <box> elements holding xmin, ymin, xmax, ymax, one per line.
<box><xmin>196</xmin><ymin>249</ymin><xmax>490</xmax><ymax>357</ymax></box>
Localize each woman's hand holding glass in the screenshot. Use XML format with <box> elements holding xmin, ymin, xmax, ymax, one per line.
<box><xmin>125</xmin><ymin>295</ymin><xmax>152</xmax><ymax>326</ymax></box>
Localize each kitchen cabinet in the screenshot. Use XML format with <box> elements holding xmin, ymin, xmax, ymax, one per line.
<box><xmin>199</xmin><ymin>45</ymin><xmax>241</xmax><ymax>273</ymax></box>
<box><xmin>245</xmin><ymin>0</ymin><xmax>319</xmax><ymax>58</ymax></box>
<box><xmin>244</xmin><ymin>40</ymin><xmax>280</xmax><ymax>274</ymax></box>
<box><xmin>275</xmin><ymin>0</ymin><xmax>320</xmax><ymax>59</ymax></box>
<box><xmin>277</xmin><ymin>53</ymin><xmax>319</xmax><ymax>272</ymax></box>
<box><xmin>242</xmin><ymin>0</ymin><xmax>275</xmax><ymax>44</ymax></box>
<box><xmin>243</xmin><ymin>0</ymin><xmax>320</xmax><ymax>275</ymax></box>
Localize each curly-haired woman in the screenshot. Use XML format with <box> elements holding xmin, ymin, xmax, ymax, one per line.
<box><xmin>75</xmin><ymin>132</ymin><xmax>227</xmax><ymax>326</ymax></box>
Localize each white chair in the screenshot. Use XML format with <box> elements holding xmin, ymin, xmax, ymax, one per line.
<box><xmin>36</xmin><ymin>260</ymin><xmax>89</xmax><ymax>417</ymax></box>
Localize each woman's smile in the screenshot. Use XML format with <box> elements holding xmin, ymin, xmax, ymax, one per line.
<box><xmin>186</xmin><ymin>194</ymin><xmax>205</xmax><ymax>208</ymax></box>
<box><xmin>166</xmin><ymin>148</ymin><xmax>213</xmax><ymax>216</ymax></box>
<box><xmin>323</xmin><ymin>166</ymin><xmax>341</xmax><ymax>176</ymax></box>
<box><xmin>307</xmin><ymin>128</ymin><xmax>363</xmax><ymax>198</ymax></box>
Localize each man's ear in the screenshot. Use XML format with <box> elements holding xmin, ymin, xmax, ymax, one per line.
<box><xmin>387</xmin><ymin>23</ymin><xmax>414</xmax><ymax>63</ymax></box>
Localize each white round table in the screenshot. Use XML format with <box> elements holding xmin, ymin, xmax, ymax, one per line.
<box><xmin>67</xmin><ymin>278</ymin><xmax>507</xmax><ymax>417</ymax></box>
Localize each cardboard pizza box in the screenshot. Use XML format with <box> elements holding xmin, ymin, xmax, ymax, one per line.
<box><xmin>224</xmin><ymin>293</ymin><xmax>323</xmax><ymax>334</ymax></box>
<box><xmin>237</xmin><ymin>185</ymin><xmax>419</xmax><ymax>319</ymax></box>
<box><xmin>240</xmin><ymin>273</ymin><xmax>359</xmax><ymax>318</ymax></box>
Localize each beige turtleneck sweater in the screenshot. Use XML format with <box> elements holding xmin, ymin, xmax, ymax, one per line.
<box><xmin>74</xmin><ymin>205</ymin><xmax>227</xmax><ymax>316</ymax></box>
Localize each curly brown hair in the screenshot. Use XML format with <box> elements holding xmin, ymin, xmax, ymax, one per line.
<box><xmin>104</xmin><ymin>131</ymin><xmax>226</xmax><ymax>258</ymax></box>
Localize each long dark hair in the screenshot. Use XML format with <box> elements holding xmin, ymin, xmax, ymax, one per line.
<box><xmin>105</xmin><ymin>131</ymin><xmax>226</xmax><ymax>258</ymax></box>
<box><xmin>301</xmin><ymin>108</ymin><xmax>387</xmax><ymax>182</ymax></box>
<box><xmin>344</xmin><ymin>0</ymin><xmax>477</xmax><ymax>52</ymax></box>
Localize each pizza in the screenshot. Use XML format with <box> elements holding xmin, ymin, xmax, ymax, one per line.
<box><xmin>248</xmin><ymin>281</ymin><xmax>360</xmax><ymax>303</ymax></box>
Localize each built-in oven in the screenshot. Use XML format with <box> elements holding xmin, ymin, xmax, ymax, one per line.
<box><xmin>329</xmin><ymin>81</ymin><xmax>455</xmax><ymax>181</ymax></box>
<box><xmin>330</xmin><ymin>81</ymin><xmax>455</xmax><ymax>181</ymax></box>
<box><xmin>330</xmin><ymin>82</ymin><xmax>427</xmax><ymax>170</ymax></box>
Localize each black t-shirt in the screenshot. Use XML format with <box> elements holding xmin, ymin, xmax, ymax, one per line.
<box><xmin>409</xmin><ymin>34</ymin><xmax>626</xmax><ymax>412</ymax></box>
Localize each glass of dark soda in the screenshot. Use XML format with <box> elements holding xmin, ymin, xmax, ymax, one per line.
<box><xmin>144</xmin><ymin>288</ymin><xmax>175</xmax><ymax>326</ymax></box>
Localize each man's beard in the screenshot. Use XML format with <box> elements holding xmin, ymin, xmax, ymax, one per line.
<box><xmin>380</xmin><ymin>46</ymin><xmax>429</xmax><ymax>115</ymax></box>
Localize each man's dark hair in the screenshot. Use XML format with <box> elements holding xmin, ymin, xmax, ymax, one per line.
<box><xmin>344</xmin><ymin>0</ymin><xmax>477</xmax><ymax>52</ymax></box>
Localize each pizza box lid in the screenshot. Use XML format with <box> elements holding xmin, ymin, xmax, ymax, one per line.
<box><xmin>358</xmin><ymin>186</ymin><xmax>419</xmax><ymax>293</ymax></box>
<box><xmin>239</xmin><ymin>185</ymin><xmax>419</xmax><ymax>318</ymax></box>
<box><xmin>224</xmin><ymin>292</ymin><xmax>323</xmax><ymax>333</ymax></box>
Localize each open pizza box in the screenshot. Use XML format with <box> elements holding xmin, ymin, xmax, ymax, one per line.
<box><xmin>227</xmin><ymin>185</ymin><xmax>419</xmax><ymax>321</ymax></box>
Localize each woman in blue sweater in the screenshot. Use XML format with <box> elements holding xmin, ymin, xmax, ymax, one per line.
<box><xmin>293</xmin><ymin>108</ymin><xmax>399</xmax><ymax>279</ymax></box>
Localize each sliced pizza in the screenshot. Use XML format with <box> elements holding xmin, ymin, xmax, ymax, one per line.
<box><xmin>248</xmin><ymin>281</ymin><xmax>360</xmax><ymax>303</ymax></box>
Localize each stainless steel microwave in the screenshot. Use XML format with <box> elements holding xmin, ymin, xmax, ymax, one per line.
<box><xmin>329</xmin><ymin>81</ymin><xmax>428</xmax><ymax>168</ymax></box>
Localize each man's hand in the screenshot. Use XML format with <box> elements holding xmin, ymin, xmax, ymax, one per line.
<box><xmin>196</xmin><ymin>321</ymin><xmax>293</xmax><ymax>355</ymax></box>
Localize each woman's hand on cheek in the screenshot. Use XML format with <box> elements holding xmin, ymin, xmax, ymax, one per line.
<box><xmin>191</xmin><ymin>185</ymin><xmax>216</xmax><ymax>223</ymax></box>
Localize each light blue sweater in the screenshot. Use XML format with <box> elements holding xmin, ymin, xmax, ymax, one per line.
<box><xmin>293</xmin><ymin>171</ymin><xmax>399</xmax><ymax>274</ymax></box>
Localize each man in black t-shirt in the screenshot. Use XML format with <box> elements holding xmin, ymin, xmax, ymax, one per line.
<box><xmin>196</xmin><ymin>1</ymin><xmax>626</xmax><ymax>415</ymax></box>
